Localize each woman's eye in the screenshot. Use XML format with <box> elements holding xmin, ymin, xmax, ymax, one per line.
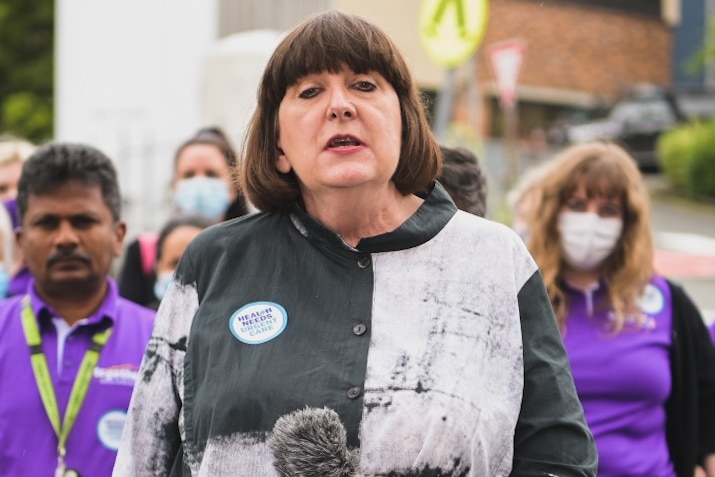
<box><xmin>565</xmin><ymin>198</ymin><xmax>586</xmax><ymax>211</ymax></box>
<box><xmin>298</xmin><ymin>87</ymin><xmax>320</xmax><ymax>99</ymax></box>
<box><xmin>355</xmin><ymin>81</ymin><xmax>376</xmax><ymax>92</ymax></box>
<box><xmin>600</xmin><ymin>204</ymin><xmax>623</xmax><ymax>217</ymax></box>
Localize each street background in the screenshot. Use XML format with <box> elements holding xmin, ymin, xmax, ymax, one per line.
<box><xmin>647</xmin><ymin>175</ymin><xmax>715</xmax><ymax>324</ymax></box>
<box><xmin>482</xmin><ymin>139</ymin><xmax>715</xmax><ymax>324</ymax></box>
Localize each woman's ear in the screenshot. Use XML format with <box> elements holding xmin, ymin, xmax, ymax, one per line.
<box><xmin>276</xmin><ymin>144</ymin><xmax>291</xmax><ymax>173</ymax></box>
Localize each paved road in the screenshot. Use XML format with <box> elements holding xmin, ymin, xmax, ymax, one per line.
<box><xmin>645</xmin><ymin>174</ymin><xmax>715</xmax><ymax>324</ymax></box>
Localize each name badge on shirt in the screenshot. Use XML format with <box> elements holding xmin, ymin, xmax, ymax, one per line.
<box><xmin>638</xmin><ymin>283</ymin><xmax>665</xmax><ymax>315</ymax></box>
<box><xmin>229</xmin><ymin>302</ymin><xmax>288</xmax><ymax>344</ymax></box>
<box><xmin>97</xmin><ymin>410</ymin><xmax>127</xmax><ymax>450</ymax></box>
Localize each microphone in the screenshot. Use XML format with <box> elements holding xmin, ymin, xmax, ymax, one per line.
<box><xmin>269</xmin><ymin>406</ymin><xmax>362</xmax><ymax>477</ymax></box>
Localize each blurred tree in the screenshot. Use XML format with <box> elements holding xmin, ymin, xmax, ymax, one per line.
<box><xmin>0</xmin><ymin>0</ymin><xmax>54</xmax><ymax>143</ymax></box>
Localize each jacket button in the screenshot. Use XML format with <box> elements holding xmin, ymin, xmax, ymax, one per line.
<box><xmin>347</xmin><ymin>387</ymin><xmax>361</xmax><ymax>399</ymax></box>
<box><xmin>353</xmin><ymin>323</ymin><xmax>367</xmax><ymax>336</ymax></box>
<box><xmin>357</xmin><ymin>256</ymin><xmax>371</xmax><ymax>268</ymax></box>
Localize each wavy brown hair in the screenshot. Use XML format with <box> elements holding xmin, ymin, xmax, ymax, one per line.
<box><xmin>525</xmin><ymin>141</ymin><xmax>654</xmax><ymax>332</ymax></box>
<box><xmin>239</xmin><ymin>10</ymin><xmax>441</xmax><ymax>213</ymax></box>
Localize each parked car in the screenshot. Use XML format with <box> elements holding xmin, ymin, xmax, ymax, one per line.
<box><xmin>563</xmin><ymin>84</ymin><xmax>688</xmax><ymax>170</ymax></box>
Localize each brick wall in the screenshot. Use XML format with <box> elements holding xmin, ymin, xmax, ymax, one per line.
<box><xmin>479</xmin><ymin>0</ymin><xmax>673</xmax><ymax>100</ymax></box>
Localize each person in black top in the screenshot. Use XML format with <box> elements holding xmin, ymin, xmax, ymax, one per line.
<box><xmin>117</xmin><ymin>127</ymin><xmax>249</xmax><ymax>307</ymax></box>
<box><xmin>115</xmin><ymin>11</ymin><xmax>597</xmax><ymax>476</ymax></box>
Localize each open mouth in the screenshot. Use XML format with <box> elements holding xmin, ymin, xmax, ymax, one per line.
<box><xmin>327</xmin><ymin>136</ymin><xmax>362</xmax><ymax>148</ymax></box>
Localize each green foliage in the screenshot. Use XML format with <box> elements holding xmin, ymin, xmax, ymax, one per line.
<box><xmin>688</xmin><ymin>130</ymin><xmax>715</xmax><ymax>196</ymax></box>
<box><xmin>657</xmin><ymin>119</ymin><xmax>715</xmax><ymax>198</ymax></box>
<box><xmin>0</xmin><ymin>0</ymin><xmax>55</xmax><ymax>142</ymax></box>
<box><xmin>2</xmin><ymin>92</ymin><xmax>53</xmax><ymax>143</ymax></box>
<box><xmin>684</xmin><ymin>14</ymin><xmax>715</xmax><ymax>78</ymax></box>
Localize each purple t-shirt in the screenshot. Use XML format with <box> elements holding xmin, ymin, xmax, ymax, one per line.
<box><xmin>710</xmin><ymin>321</ymin><xmax>715</xmax><ymax>344</ymax></box>
<box><xmin>0</xmin><ymin>278</ymin><xmax>155</xmax><ymax>476</ymax></box>
<box><xmin>562</xmin><ymin>275</ymin><xmax>675</xmax><ymax>477</ymax></box>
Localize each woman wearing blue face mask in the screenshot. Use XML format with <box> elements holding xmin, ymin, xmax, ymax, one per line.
<box><xmin>148</xmin><ymin>214</ymin><xmax>214</xmax><ymax>310</ymax></box>
<box><xmin>171</xmin><ymin>127</ymin><xmax>243</xmax><ymax>220</ymax></box>
<box><xmin>118</xmin><ymin>127</ymin><xmax>250</xmax><ymax>308</ymax></box>
<box><xmin>523</xmin><ymin>141</ymin><xmax>715</xmax><ymax>477</ymax></box>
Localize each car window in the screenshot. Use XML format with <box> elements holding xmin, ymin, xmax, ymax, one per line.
<box><xmin>610</xmin><ymin>100</ymin><xmax>676</xmax><ymax>125</ymax></box>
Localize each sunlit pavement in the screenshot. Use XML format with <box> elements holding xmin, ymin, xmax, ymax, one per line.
<box><xmin>653</xmin><ymin>238</ymin><xmax>715</xmax><ymax>325</ymax></box>
<box><xmin>647</xmin><ymin>176</ymin><xmax>715</xmax><ymax>325</ymax></box>
<box><xmin>654</xmin><ymin>234</ymin><xmax>715</xmax><ymax>278</ymax></box>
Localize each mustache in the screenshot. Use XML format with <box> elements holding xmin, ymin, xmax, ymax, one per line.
<box><xmin>47</xmin><ymin>250</ymin><xmax>92</xmax><ymax>266</ymax></box>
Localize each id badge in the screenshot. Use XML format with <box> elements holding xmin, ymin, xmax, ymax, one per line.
<box><xmin>54</xmin><ymin>457</ymin><xmax>66</xmax><ymax>477</ymax></box>
<box><xmin>55</xmin><ymin>458</ymin><xmax>81</xmax><ymax>477</ymax></box>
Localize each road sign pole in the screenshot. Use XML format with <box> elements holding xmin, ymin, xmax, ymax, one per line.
<box><xmin>419</xmin><ymin>0</ymin><xmax>489</xmax><ymax>139</ymax></box>
<box><xmin>504</xmin><ymin>103</ymin><xmax>520</xmax><ymax>192</ymax></box>
<box><xmin>433</xmin><ymin>68</ymin><xmax>456</xmax><ymax>141</ymax></box>
<box><xmin>486</xmin><ymin>39</ymin><xmax>526</xmax><ymax>193</ymax></box>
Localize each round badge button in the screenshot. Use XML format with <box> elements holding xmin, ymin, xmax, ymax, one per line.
<box><xmin>97</xmin><ymin>410</ymin><xmax>127</xmax><ymax>451</ymax></box>
<box><xmin>637</xmin><ymin>284</ymin><xmax>665</xmax><ymax>315</ymax></box>
<box><xmin>229</xmin><ymin>301</ymin><xmax>288</xmax><ymax>345</ymax></box>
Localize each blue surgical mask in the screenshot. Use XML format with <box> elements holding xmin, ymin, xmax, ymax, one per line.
<box><xmin>0</xmin><ymin>266</ymin><xmax>8</xmax><ymax>299</ymax></box>
<box><xmin>174</xmin><ymin>176</ymin><xmax>231</xmax><ymax>220</ymax></box>
<box><xmin>153</xmin><ymin>271</ymin><xmax>174</xmax><ymax>302</ymax></box>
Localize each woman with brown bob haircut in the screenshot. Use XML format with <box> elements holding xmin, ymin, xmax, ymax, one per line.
<box><xmin>115</xmin><ymin>11</ymin><xmax>597</xmax><ymax>476</ymax></box>
<box><xmin>240</xmin><ymin>10</ymin><xmax>439</xmax><ymax>213</ymax></box>
<box><xmin>522</xmin><ymin>141</ymin><xmax>715</xmax><ymax>477</ymax></box>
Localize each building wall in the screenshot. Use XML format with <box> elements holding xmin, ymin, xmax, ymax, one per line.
<box><xmin>56</xmin><ymin>0</ymin><xmax>220</xmax><ymax>236</ymax></box>
<box><xmin>218</xmin><ymin>0</ymin><xmax>329</xmax><ymax>36</ymax></box>
<box><xmin>479</xmin><ymin>0</ymin><xmax>672</xmax><ymax>103</ymax></box>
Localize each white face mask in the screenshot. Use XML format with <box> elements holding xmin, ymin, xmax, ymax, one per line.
<box><xmin>558</xmin><ymin>211</ymin><xmax>623</xmax><ymax>271</ymax></box>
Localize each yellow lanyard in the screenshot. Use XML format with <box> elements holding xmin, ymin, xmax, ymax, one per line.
<box><xmin>20</xmin><ymin>296</ymin><xmax>112</xmax><ymax>467</ymax></box>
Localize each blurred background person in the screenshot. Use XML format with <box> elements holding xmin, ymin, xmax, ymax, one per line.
<box><xmin>523</xmin><ymin>140</ymin><xmax>715</xmax><ymax>477</ymax></box>
<box><xmin>437</xmin><ymin>145</ymin><xmax>487</xmax><ymax>217</ymax></box>
<box><xmin>149</xmin><ymin>214</ymin><xmax>214</xmax><ymax>310</ymax></box>
<box><xmin>0</xmin><ymin>142</ymin><xmax>155</xmax><ymax>477</ymax></box>
<box><xmin>0</xmin><ymin>136</ymin><xmax>35</xmax><ymax>202</ymax></box>
<box><xmin>0</xmin><ymin>136</ymin><xmax>36</xmax><ymax>298</ymax></box>
<box><xmin>170</xmin><ymin>126</ymin><xmax>246</xmax><ymax>221</ymax></box>
<box><xmin>507</xmin><ymin>157</ymin><xmax>559</xmax><ymax>244</ymax></box>
<box><xmin>117</xmin><ymin>126</ymin><xmax>249</xmax><ymax>307</ymax></box>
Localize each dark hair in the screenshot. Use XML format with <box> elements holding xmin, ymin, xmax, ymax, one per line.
<box><xmin>17</xmin><ymin>142</ymin><xmax>122</xmax><ymax>222</ymax></box>
<box><xmin>174</xmin><ymin>126</ymin><xmax>237</xmax><ymax>173</ymax></box>
<box><xmin>241</xmin><ymin>10</ymin><xmax>441</xmax><ymax>213</ymax></box>
<box><xmin>438</xmin><ymin>146</ymin><xmax>488</xmax><ymax>217</ymax></box>
<box><xmin>223</xmin><ymin>192</ymin><xmax>250</xmax><ymax>220</ymax></box>
<box><xmin>156</xmin><ymin>214</ymin><xmax>214</xmax><ymax>262</ymax></box>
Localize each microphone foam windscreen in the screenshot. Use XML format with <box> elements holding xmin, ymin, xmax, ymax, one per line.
<box><xmin>269</xmin><ymin>406</ymin><xmax>361</xmax><ymax>477</ymax></box>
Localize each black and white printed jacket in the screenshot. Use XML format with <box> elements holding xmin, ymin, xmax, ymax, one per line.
<box><xmin>114</xmin><ymin>183</ymin><xmax>597</xmax><ymax>477</ymax></box>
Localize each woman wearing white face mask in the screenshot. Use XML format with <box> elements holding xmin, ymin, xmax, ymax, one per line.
<box><xmin>523</xmin><ymin>141</ymin><xmax>715</xmax><ymax>477</ymax></box>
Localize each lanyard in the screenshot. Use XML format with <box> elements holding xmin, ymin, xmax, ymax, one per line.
<box><xmin>20</xmin><ymin>295</ymin><xmax>112</xmax><ymax>465</ymax></box>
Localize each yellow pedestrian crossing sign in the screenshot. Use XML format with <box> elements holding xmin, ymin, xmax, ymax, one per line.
<box><xmin>419</xmin><ymin>0</ymin><xmax>489</xmax><ymax>68</ymax></box>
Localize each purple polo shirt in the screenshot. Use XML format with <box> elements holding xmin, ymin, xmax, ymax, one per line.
<box><xmin>562</xmin><ymin>275</ymin><xmax>675</xmax><ymax>477</ymax></box>
<box><xmin>0</xmin><ymin>278</ymin><xmax>155</xmax><ymax>477</ymax></box>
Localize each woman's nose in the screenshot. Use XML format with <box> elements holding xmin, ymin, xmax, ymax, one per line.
<box><xmin>327</xmin><ymin>88</ymin><xmax>356</xmax><ymax>120</ymax></box>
